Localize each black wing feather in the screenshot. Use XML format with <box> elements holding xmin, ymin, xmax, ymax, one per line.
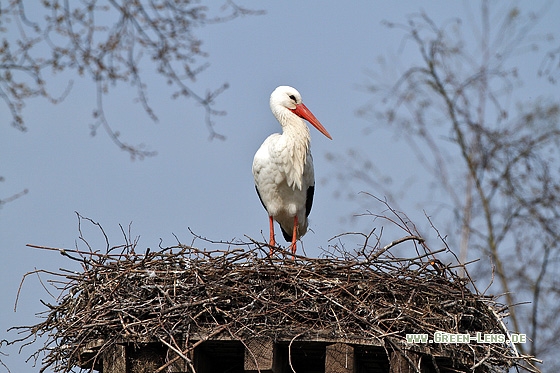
<box><xmin>255</xmin><ymin>185</ymin><xmax>267</xmax><ymax>212</ymax></box>
<box><xmin>306</xmin><ymin>185</ymin><xmax>314</xmax><ymax>217</ymax></box>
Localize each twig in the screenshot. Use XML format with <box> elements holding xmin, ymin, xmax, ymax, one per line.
<box><xmin>372</xmin><ymin>235</ymin><xmax>425</xmax><ymax>260</ymax></box>
<box><xmin>288</xmin><ymin>332</ymin><xmax>304</xmax><ymax>373</ymax></box>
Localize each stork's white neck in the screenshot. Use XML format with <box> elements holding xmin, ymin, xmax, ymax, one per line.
<box><xmin>277</xmin><ymin>111</ymin><xmax>311</xmax><ymax>191</ymax></box>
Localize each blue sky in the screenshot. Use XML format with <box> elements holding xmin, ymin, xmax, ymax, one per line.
<box><xmin>1</xmin><ymin>1</ymin><xmax>559</xmax><ymax>371</ymax></box>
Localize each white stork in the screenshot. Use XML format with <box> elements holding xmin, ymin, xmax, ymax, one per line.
<box><xmin>252</xmin><ymin>86</ymin><xmax>332</xmax><ymax>256</ymax></box>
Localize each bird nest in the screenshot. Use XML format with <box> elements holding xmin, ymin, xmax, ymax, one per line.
<box><xmin>10</xmin><ymin>227</ymin><xmax>539</xmax><ymax>373</ymax></box>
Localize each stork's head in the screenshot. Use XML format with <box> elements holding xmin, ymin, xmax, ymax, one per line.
<box><xmin>270</xmin><ymin>86</ymin><xmax>332</xmax><ymax>140</ymax></box>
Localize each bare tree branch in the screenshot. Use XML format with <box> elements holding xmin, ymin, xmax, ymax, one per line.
<box><xmin>0</xmin><ymin>0</ymin><xmax>264</xmax><ymax>158</ymax></box>
<box><xmin>332</xmin><ymin>1</ymin><xmax>560</xmax><ymax>368</ymax></box>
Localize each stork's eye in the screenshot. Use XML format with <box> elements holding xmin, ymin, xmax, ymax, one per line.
<box><xmin>289</xmin><ymin>94</ymin><xmax>296</xmax><ymax>101</ymax></box>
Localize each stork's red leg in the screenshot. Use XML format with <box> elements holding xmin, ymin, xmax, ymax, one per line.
<box><xmin>269</xmin><ymin>216</ymin><xmax>275</xmax><ymax>255</ymax></box>
<box><xmin>290</xmin><ymin>215</ymin><xmax>298</xmax><ymax>258</ymax></box>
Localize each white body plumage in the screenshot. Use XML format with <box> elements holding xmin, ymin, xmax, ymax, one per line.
<box><xmin>252</xmin><ymin>86</ymin><xmax>332</xmax><ymax>254</ymax></box>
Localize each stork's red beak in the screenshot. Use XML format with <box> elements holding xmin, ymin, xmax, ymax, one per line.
<box><xmin>291</xmin><ymin>103</ymin><xmax>332</xmax><ymax>140</ymax></box>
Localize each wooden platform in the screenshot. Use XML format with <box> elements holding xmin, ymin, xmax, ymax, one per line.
<box><xmin>84</xmin><ymin>335</ymin><xmax>461</xmax><ymax>373</ymax></box>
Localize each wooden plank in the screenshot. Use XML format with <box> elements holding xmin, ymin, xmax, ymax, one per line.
<box><xmin>244</xmin><ymin>337</ymin><xmax>278</xmax><ymax>373</ymax></box>
<box><xmin>325</xmin><ymin>343</ymin><xmax>354</xmax><ymax>373</ymax></box>
<box><xmin>127</xmin><ymin>343</ymin><xmax>166</xmax><ymax>373</ymax></box>
<box><xmin>103</xmin><ymin>344</ymin><xmax>127</xmax><ymax>373</ymax></box>
<box><xmin>389</xmin><ymin>349</ymin><xmax>422</xmax><ymax>373</ymax></box>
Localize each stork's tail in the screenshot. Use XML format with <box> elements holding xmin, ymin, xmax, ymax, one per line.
<box><xmin>280</xmin><ymin>226</ymin><xmax>291</xmax><ymax>242</ymax></box>
<box><xmin>280</xmin><ymin>218</ymin><xmax>307</xmax><ymax>242</ymax></box>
